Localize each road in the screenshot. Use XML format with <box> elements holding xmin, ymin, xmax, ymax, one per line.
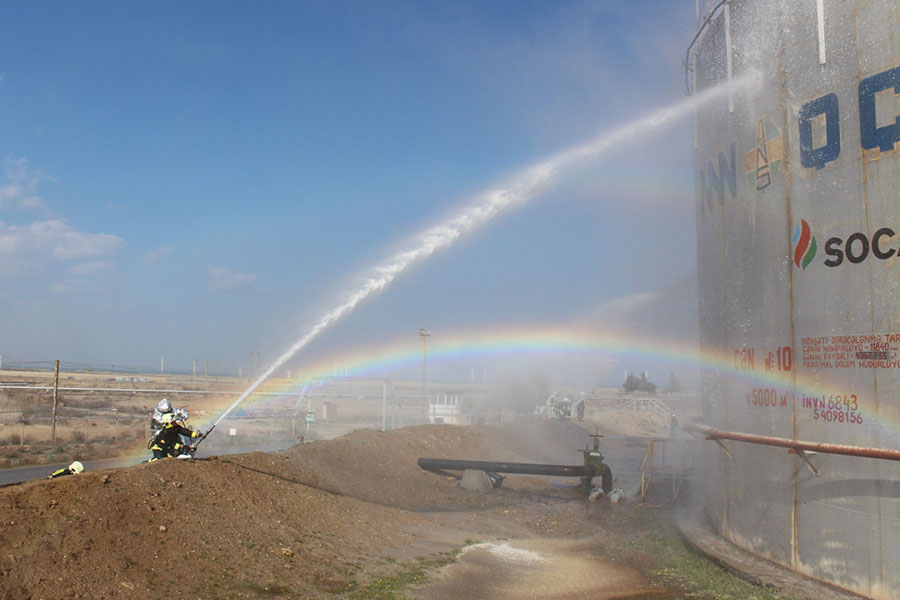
<box><xmin>0</xmin><ymin>457</ymin><xmax>142</xmax><ymax>487</ymax></box>
<box><xmin>0</xmin><ymin>442</ymin><xmax>298</xmax><ymax>487</ymax></box>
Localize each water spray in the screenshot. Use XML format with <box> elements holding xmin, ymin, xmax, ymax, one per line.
<box><xmin>203</xmin><ymin>71</ymin><xmax>761</xmax><ymax>435</ymax></box>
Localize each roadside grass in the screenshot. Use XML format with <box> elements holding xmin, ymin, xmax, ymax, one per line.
<box><xmin>597</xmin><ymin>503</ymin><xmax>801</xmax><ymax>600</ymax></box>
<box><xmin>0</xmin><ymin>439</ymin><xmax>143</xmax><ymax>468</ymax></box>
<box><xmin>348</xmin><ymin>551</ymin><xmax>460</xmax><ymax>600</ymax></box>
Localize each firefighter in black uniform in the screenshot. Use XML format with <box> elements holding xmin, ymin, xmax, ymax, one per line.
<box><xmin>148</xmin><ymin>413</ymin><xmax>204</xmax><ymax>461</ymax></box>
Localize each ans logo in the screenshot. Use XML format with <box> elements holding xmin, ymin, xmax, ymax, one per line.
<box><xmin>745</xmin><ymin>120</ymin><xmax>784</xmax><ymax>191</ymax></box>
<box><xmin>793</xmin><ymin>219</ymin><xmax>816</xmax><ymax>270</ymax></box>
<box><xmin>793</xmin><ymin>219</ymin><xmax>899</xmax><ymax>268</ymax></box>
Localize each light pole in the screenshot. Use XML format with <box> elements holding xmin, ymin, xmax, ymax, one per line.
<box><xmin>419</xmin><ymin>328</ymin><xmax>431</xmax><ymax>420</ymax></box>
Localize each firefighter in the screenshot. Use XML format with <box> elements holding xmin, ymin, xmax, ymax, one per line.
<box><xmin>148</xmin><ymin>413</ymin><xmax>205</xmax><ymax>461</ymax></box>
<box><xmin>150</xmin><ymin>398</ymin><xmax>174</xmax><ymax>435</ymax></box>
<box><xmin>48</xmin><ymin>461</ymin><xmax>84</xmax><ymax>479</ymax></box>
<box><xmin>172</xmin><ymin>407</ymin><xmax>194</xmax><ymax>451</ymax></box>
<box><xmin>574</xmin><ymin>397</ymin><xmax>585</xmax><ymax>421</ymax></box>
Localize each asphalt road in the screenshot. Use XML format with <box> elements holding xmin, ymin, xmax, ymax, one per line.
<box><xmin>0</xmin><ymin>442</ymin><xmax>297</xmax><ymax>487</ymax></box>
<box><xmin>0</xmin><ymin>456</ymin><xmax>143</xmax><ymax>487</ymax></box>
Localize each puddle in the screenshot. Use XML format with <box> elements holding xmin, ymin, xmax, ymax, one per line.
<box><xmin>457</xmin><ymin>541</ymin><xmax>547</xmax><ymax>564</ymax></box>
<box><xmin>412</xmin><ymin>537</ymin><xmax>668</xmax><ymax>600</ymax></box>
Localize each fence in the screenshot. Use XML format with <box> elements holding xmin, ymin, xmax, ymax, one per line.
<box><xmin>589</xmin><ymin>396</ymin><xmax>674</xmax><ymax>420</ymax></box>
<box><xmin>0</xmin><ymin>410</ymin><xmax>147</xmax><ymax>446</ymax></box>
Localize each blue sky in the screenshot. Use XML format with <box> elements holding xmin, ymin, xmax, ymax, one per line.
<box><xmin>0</xmin><ymin>1</ymin><xmax>700</xmax><ymax>387</ymax></box>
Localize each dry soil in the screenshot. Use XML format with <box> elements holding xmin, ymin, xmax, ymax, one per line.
<box><xmin>0</xmin><ymin>418</ymin><xmax>660</xmax><ymax>600</ymax></box>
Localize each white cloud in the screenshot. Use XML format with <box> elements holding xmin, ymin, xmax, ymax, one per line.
<box><xmin>47</xmin><ymin>223</ymin><xmax>123</xmax><ymax>260</ymax></box>
<box><xmin>206</xmin><ymin>266</ymin><xmax>257</xmax><ymax>291</ymax></box>
<box><xmin>70</xmin><ymin>260</ymin><xmax>115</xmax><ymax>275</ymax></box>
<box><xmin>0</xmin><ymin>219</ymin><xmax>125</xmax><ymax>276</ymax></box>
<box><xmin>145</xmin><ymin>245</ymin><xmax>172</xmax><ymax>263</ymax></box>
<box><xmin>49</xmin><ymin>279</ymin><xmax>102</xmax><ymax>295</ymax></box>
<box><xmin>51</xmin><ymin>281</ymin><xmax>73</xmax><ymax>295</ymax></box>
<box><xmin>0</xmin><ymin>158</ymin><xmax>47</xmax><ymax>211</ymax></box>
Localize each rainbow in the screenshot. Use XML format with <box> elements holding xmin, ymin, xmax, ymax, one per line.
<box><xmin>222</xmin><ymin>325</ymin><xmax>893</xmax><ymax>432</ymax></box>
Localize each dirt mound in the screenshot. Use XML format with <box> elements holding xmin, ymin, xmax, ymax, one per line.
<box><xmin>232</xmin><ymin>421</ymin><xmax>592</xmax><ymax>510</ymax></box>
<box><xmin>0</xmin><ymin>420</ymin><xmax>600</xmax><ymax>599</ymax></box>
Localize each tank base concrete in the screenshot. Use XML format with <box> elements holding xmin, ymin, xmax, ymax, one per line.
<box><xmin>676</xmin><ymin>511</ymin><xmax>866</xmax><ymax>600</ymax></box>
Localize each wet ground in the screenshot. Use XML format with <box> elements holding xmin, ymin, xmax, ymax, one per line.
<box><xmin>413</xmin><ymin>536</ymin><xmax>652</xmax><ymax>600</ymax></box>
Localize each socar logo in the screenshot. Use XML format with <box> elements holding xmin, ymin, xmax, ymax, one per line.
<box><xmin>793</xmin><ymin>219</ymin><xmax>817</xmax><ymax>270</ymax></box>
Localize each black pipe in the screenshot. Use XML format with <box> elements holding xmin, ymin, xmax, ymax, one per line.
<box><xmin>418</xmin><ymin>458</ymin><xmax>593</xmax><ymax>478</ymax></box>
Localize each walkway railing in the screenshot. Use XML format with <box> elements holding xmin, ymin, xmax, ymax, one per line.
<box><xmin>591</xmin><ymin>397</ymin><xmax>673</xmax><ymax>419</ymax></box>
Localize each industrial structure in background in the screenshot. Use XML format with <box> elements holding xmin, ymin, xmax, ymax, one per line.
<box><xmin>690</xmin><ymin>1</ymin><xmax>900</xmax><ymax>598</ymax></box>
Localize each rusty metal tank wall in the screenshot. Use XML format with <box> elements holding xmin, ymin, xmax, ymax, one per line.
<box><xmin>691</xmin><ymin>1</ymin><xmax>900</xmax><ymax>598</ymax></box>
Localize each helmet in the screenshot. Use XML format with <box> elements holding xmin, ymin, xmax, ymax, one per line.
<box><xmin>161</xmin><ymin>412</ymin><xmax>175</xmax><ymax>424</ymax></box>
<box><xmin>157</xmin><ymin>398</ymin><xmax>172</xmax><ymax>413</ymax></box>
<box><xmin>68</xmin><ymin>461</ymin><xmax>84</xmax><ymax>474</ymax></box>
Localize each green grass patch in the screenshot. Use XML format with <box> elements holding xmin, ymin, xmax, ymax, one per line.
<box><xmin>348</xmin><ymin>551</ymin><xmax>460</xmax><ymax>600</ymax></box>
<box><xmin>596</xmin><ymin>505</ymin><xmax>801</xmax><ymax>600</ymax></box>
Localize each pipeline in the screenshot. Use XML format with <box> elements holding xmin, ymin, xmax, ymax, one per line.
<box><xmin>684</xmin><ymin>422</ymin><xmax>900</xmax><ymax>462</ymax></box>
<box><xmin>417</xmin><ymin>458</ymin><xmax>594</xmax><ymax>477</ymax></box>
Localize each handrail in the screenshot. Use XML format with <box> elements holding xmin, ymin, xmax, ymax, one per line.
<box><xmin>684</xmin><ymin>0</ymin><xmax>730</xmax><ymax>94</ymax></box>
<box><xmin>684</xmin><ymin>423</ymin><xmax>900</xmax><ymax>462</ymax></box>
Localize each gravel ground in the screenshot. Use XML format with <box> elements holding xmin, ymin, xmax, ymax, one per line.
<box><xmin>1</xmin><ymin>419</ymin><xmax>653</xmax><ymax>600</ymax></box>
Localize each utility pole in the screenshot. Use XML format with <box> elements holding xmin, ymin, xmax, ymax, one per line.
<box><xmin>382</xmin><ymin>378</ymin><xmax>387</xmax><ymax>432</ymax></box>
<box><xmin>193</xmin><ymin>358</ymin><xmax>197</xmax><ymax>377</ymax></box>
<box><xmin>160</xmin><ymin>356</ymin><xmax>164</xmax><ymax>373</ymax></box>
<box><xmin>51</xmin><ymin>360</ymin><xmax>60</xmax><ymax>445</ymax></box>
<box><xmin>390</xmin><ymin>374</ymin><xmax>396</xmax><ymax>429</ymax></box>
<box><xmin>419</xmin><ymin>328</ymin><xmax>431</xmax><ymax>421</ymax></box>
<box><xmin>215</xmin><ymin>359</ymin><xmax>219</xmax><ymax>383</ymax></box>
<box><xmin>248</xmin><ymin>352</ymin><xmax>253</xmax><ymax>380</ymax></box>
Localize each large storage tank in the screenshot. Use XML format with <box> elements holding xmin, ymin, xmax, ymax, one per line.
<box><xmin>690</xmin><ymin>1</ymin><xmax>900</xmax><ymax>597</ymax></box>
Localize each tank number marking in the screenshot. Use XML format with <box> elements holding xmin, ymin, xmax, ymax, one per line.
<box><xmin>802</xmin><ymin>394</ymin><xmax>863</xmax><ymax>425</ymax></box>
<box><xmin>765</xmin><ymin>346</ymin><xmax>792</xmax><ymax>372</ymax></box>
<box><xmin>732</xmin><ymin>346</ymin><xmax>792</xmax><ymax>372</ymax></box>
<box><xmin>731</xmin><ymin>336</ymin><xmax>900</xmax><ymax>372</ymax></box>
